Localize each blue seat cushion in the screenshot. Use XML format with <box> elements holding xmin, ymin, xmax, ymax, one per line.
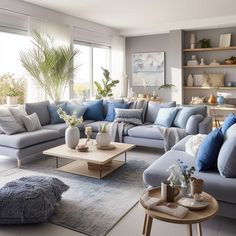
<box><xmin>83</xmin><ymin>100</ymin><xmax>104</xmax><ymax>121</ymax></box>
<box><xmin>105</xmin><ymin>102</ymin><xmax>128</xmax><ymax>121</ymax></box>
<box><xmin>221</xmin><ymin>113</ymin><xmax>236</xmax><ymax>134</ymax></box>
<box><xmin>154</xmin><ymin>107</ymin><xmax>178</xmax><ymax>127</ymax></box>
<box><xmin>195</xmin><ymin>128</ymin><xmax>224</xmax><ymax>171</ymax></box>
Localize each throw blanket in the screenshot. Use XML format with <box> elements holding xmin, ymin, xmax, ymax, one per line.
<box><xmin>110</xmin><ymin>121</ymin><xmax>135</xmax><ymax>143</ymax></box>
<box><xmin>157</xmin><ymin>126</ymin><xmax>187</xmax><ymax>152</ymax></box>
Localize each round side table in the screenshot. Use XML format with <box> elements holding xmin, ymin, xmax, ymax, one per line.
<box><xmin>140</xmin><ymin>187</ymin><xmax>218</xmax><ymax>236</ymax></box>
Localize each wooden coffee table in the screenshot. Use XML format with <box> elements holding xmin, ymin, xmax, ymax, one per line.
<box><xmin>140</xmin><ymin>187</ymin><xmax>218</xmax><ymax>236</ymax></box>
<box><xmin>43</xmin><ymin>139</ymin><xmax>135</xmax><ymax>179</ymax></box>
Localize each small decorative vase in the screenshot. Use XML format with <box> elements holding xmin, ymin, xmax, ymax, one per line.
<box><xmin>96</xmin><ymin>132</ymin><xmax>111</xmax><ymax>147</ymax></box>
<box><xmin>187</xmin><ymin>74</ymin><xmax>194</xmax><ymax>87</ymax></box>
<box><xmin>65</xmin><ymin>126</ymin><xmax>80</xmax><ymax>149</ymax></box>
<box><xmin>208</xmin><ymin>94</ymin><xmax>217</xmax><ymax>104</ymax></box>
<box><xmin>217</xmin><ymin>96</ymin><xmax>224</xmax><ymax>105</ymax></box>
<box><xmin>180</xmin><ymin>180</ymin><xmax>191</xmax><ymax>197</ymax></box>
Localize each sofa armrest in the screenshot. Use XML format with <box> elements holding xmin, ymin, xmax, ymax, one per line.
<box><xmin>199</xmin><ymin>116</ymin><xmax>212</xmax><ymax>134</ymax></box>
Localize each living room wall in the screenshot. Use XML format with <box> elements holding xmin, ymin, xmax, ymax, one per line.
<box><xmin>126</xmin><ymin>30</ymin><xmax>183</xmax><ymax>104</ymax></box>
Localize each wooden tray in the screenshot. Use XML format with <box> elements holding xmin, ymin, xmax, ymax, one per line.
<box><xmin>96</xmin><ymin>144</ymin><xmax>116</xmax><ymax>150</ymax></box>
<box><xmin>177</xmin><ymin>197</ymin><xmax>209</xmax><ymax>210</ymax></box>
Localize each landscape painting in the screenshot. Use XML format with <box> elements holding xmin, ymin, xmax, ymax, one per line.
<box><xmin>132</xmin><ymin>52</ymin><xmax>164</xmax><ymax>86</ymax></box>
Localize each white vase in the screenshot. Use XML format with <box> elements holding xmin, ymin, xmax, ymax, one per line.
<box><xmin>96</xmin><ymin>132</ymin><xmax>111</xmax><ymax>147</ymax></box>
<box><xmin>65</xmin><ymin>126</ymin><xmax>80</xmax><ymax>149</ymax></box>
<box><xmin>6</xmin><ymin>96</ymin><xmax>18</xmax><ymax>105</ymax></box>
<box><xmin>187</xmin><ymin>74</ymin><xmax>194</xmax><ymax>87</ymax></box>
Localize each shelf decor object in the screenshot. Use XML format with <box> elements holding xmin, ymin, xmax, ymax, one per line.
<box><xmin>190</xmin><ymin>33</ymin><xmax>196</xmax><ymax>49</ymax></box>
<box><xmin>219</xmin><ymin>33</ymin><xmax>231</xmax><ymax>48</ymax></box>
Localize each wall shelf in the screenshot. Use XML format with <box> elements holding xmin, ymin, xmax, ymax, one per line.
<box><xmin>183</xmin><ymin>65</ymin><xmax>236</xmax><ymax>68</ymax></box>
<box><xmin>184</xmin><ymin>86</ymin><xmax>236</xmax><ymax>90</ymax></box>
<box><xmin>183</xmin><ymin>46</ymin><xmax>236</xmax><ymax>52</ymax></box>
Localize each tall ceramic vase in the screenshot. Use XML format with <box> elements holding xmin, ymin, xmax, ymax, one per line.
<box><xmin>65</xmin><ymin>126</ymin><xmax>80</xmax><ymax>149</ymax></box>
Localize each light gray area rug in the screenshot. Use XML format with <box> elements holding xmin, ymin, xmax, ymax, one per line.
<box><xmin>0</xmin><ymin>148</ymin><xmax>162</xmax><ymax>236</ymax></box>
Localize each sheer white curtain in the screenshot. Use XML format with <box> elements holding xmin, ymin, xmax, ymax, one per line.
<box><xmin>26</xmin><ymin>18</ymin><xmax>71</xmax><ymax>102</ymax></box>
<box><xmin>111</xmin><ymin>36</ymin><xmax>127</xmax><ymax>98</ymax></box>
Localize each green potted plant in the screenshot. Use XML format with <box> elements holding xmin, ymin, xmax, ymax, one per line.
<box><xmin>0</xmin><ymin>73</ymin><xmax>25</xmax><ymax>105</ymax></box>
<box><xmin>20</xmin><ymin>31</ymin><xmax>79</xmax><ymax>102</ymax></box>
<box><xmin>94</xmin><ymin>67</ymin><xmax>119</xmax><ymax>99</ymax></box>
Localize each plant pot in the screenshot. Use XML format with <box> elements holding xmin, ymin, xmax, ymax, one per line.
<box><xmin>96</xmin><ymin>132</ymin><xmax>111</xmax><ymax>147</ymax></box>
<box><xmin>6</xmin><ymin>96</ymin><xmax>18</xmax><ymax>105</ymax></box>
<box><xmin>65</xmin><ymin>126</ymin><xmax>80</xmax><ymax>149</ymax></box>
<box><xmin>208</xmin><ymin>94</ymin><xmax>217</xmax><ymax>104</ymax></box>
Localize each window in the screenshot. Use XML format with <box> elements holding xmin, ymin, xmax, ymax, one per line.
<box><xmin>73</xmin><ymin>42</ymin><xmax>110</xmax><ymax>99</ymax></box>
<box><xmin>0</xmin><ymin>31</ymin><xmax>29</xmax><ymax>104</ymax></box>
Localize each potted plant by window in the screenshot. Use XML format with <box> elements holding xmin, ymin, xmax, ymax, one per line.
<box><xmin>0</xmin><ymin>73</ymin><xmax>25</xmax><ymax>105</ymax></box>
<box><xmin>20</xmin><ymin>31</ymin><xmax>79</xmax><ymax>102</ymax></box>
<box><xmin>94</xmin><ymin>67</ymin><xmax>119</xmax><ymax>99</ymax></box>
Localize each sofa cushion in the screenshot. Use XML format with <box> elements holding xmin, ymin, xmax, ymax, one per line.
<box><xmin>0</xmin><ymin>108</ymin><xmax>25</xmax><ymax>135</ymax></box>
<box><xmin>0</xmin><ymin>129</ymin><xmax>61</xmax><ymax>149</ymax></box>
<box><xmin>42</xmin><ymin>123</ymin><xmax>67</xmax><ymax>137</ymax></box>
<box><xmin>48</xmin><ymin>102</ymin><xmax>67</xmax><ymax>124</ymax></box>
<box><xmin>115</xmin><ymin>108</ymin><xmax>143</xmax><ymax>125</ymax></box>
<box><xmin>9</xmin><ymin>106</ymin><xmax>27</xmax><ymax>127</ymax></box>
<box><xmin>185</xmin><ymin>114</ymin><xmax>203</xmax><ymax>135</ymax></box>
<box><xmin>173</xmin><ymin>106</ymin><xmax>207</xmax><ymax>129</ymax></box>
<box><xmin>128</xmin><ymin>125</ymin><xmax>163</xmax><ymax>140</ymax></box>
<box><xmin>66</xmin><ymin>102</ymin><xmax>87</xmax><ymax>118</ymax></box>
<box><xmin>21</xmin><ymin>113</ymin><xmax>42</xmax><ymax>132</ymax></box>
<box><xmin>145</xmin><ymin>101</ymin><xmax>176</xmax><ymax>123</ymax></box>
<box><xmin>103</xmin><ymin>99</ymin><xmax>124</xmax><ymax>117</ymax></box>
<box><xmin>83</xmin><ymin>100</ymin><xmax>104</xmax><ymax>121</ymax></box>
<box><xmin>25</xmin><ymin>101</ymin><xmax>51</xmax><ymax>126</ymax></box>
<box><xmin>195</xmin><ymin>128</ymin><xmax>224</xmax><ymax>171</ymax></box>
<box><xmin>143</xmin><ymin>150</ymin><xmax>236</xmax><ymax>204</ymax></box>
<box><xmin>154</xmin><ymin>107</ymin><xmax>178</xmax><ymax>127</ymax></box>
<box><xmin>128</xmin><ymin>99</ymin><xmax>148</xmax><ymax>122</ymax></box>
<box><xmin>221</xmin><ymin>113</ymin><xmax>236</xmax><ymax>134</ymax></box>
<box><xmin>105</xmin><ymin>102</ymin><xmax>128</xmax><ymax>122</ymax></box>
<box><xmin>218</xmin><ymin>124</ymin><xmax>236</xmax><ymax>177</ymax></box>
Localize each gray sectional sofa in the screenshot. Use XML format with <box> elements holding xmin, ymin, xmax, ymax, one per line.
<box><xmin>0</xmin><ymin>99</ymin><xmax>212</xmax><ymax>167</ymax></box>
<box><xmin>143</xmin><ymin>124</ymin><xmax>236</xmax><ymax>219</ymax></box>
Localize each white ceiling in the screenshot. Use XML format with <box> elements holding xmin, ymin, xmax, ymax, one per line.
<box><xmin>23</xmin><ymin>0</ymin><xmax>236</xmax><ymax>37</ymax></box>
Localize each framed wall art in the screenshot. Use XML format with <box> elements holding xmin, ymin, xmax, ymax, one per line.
<box><xmin>132</xmin><ymin>52</ymin><xmax>165</xmax><ymax>86</ymax></box>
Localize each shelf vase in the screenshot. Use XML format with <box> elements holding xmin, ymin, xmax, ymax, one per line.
<box><xmin>208</xmin><ymin>94</ymin><xmax>217</xmax><ymax>104</ymax></box>
<box><xmin>65</xmin><ymin>126</ymin><xmax>80</xmax><ymax>149</ymax></box>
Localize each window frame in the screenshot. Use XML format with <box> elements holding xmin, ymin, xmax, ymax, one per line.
<box><xmin>73</xmin><ymin>40</ymin><xmax>111</xmax><ymax>99</ymax></box>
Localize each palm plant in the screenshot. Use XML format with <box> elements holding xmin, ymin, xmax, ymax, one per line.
<box><xmin>20</xmin><ymin>31</ymin><xmax>79</xmax><ymax>102</ymax></box>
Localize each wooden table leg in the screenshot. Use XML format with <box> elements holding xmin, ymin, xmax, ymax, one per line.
<box><xmin>187</xmin><ymin>224</ymin><xmax>193</xmax><ymax>236</ymax></box>
<box><xmin>142</xmin><ymin>214</ymin><xmax>147</xmax><ymax>235</ymax></box>
<box><xmin>144</xmin><ymin>215</ymin><xmax>153</xmax><ymax>236</ymax></box>
<box><xmin>197</xmin><ymin>223</ymin><xmax>202</xmax><ymax>236</ymax></box>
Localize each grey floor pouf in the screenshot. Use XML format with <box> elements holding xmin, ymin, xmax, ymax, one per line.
<box><xmin>0</xmin><ymin>176</ymin><xmax>69</xmax><ymax>224</ymax></box>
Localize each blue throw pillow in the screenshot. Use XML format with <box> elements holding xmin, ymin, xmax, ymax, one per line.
<box><xmin>48</xmin><ymin>102</ymin><xmax>67</xmax><ymax>124</ymax></box>
<box><xmin>221</xmin><ymin>113</ymin><xmax>236</xmax><ymax>134</ymax></box>
<box><xmin>173</xmin><ymin>106</ymin><xmax>207</xmax><ymax>129</ymax></box>
<box><xmin>105</xmin><ymin>102</ymin><xmax>128</xmax><ymax>122</ymax></box>
<box><xmin>154</xmin><ymin>107</ymin><xmax>178</xmax><ymax>127</ymax></box>
<box><xmin>66</xmin><ymin>103</ymin><xmax>87</xmax><ymax>118</ymax></box>
<box><xmin>83</xmin><ymin>100</ymin><xmax>104</xmax><ymax>121</ymax></box>
<box><xmin>195</xmin><ymin>128</ymin><xmax>224</xmax><ymax>171</ymax></box>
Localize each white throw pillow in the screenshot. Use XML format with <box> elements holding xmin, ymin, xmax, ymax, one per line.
<box><xmin>21</xmin><ymin>113</ymin><xmax>42</xmax><ymax>132</ymax></box>
<box><xmin>185</xmin><ymin>134</ymin><xmax>207</xmax><ymax>157</ymax></box>
<box><xmin>0</xmin><ymin>108</ymin><xmax>25</xmax><ymax>135</ymax></box>
<box><xmin>9</xmin><ymin>106</ymin><xmax>27</xmax><ymax>127</ymax></box>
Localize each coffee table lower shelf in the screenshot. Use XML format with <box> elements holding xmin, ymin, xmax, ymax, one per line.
<box><xmin>57</xmin><ymin>160</ymin><xmax>125</xmax><ymax>179</ymax></box>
